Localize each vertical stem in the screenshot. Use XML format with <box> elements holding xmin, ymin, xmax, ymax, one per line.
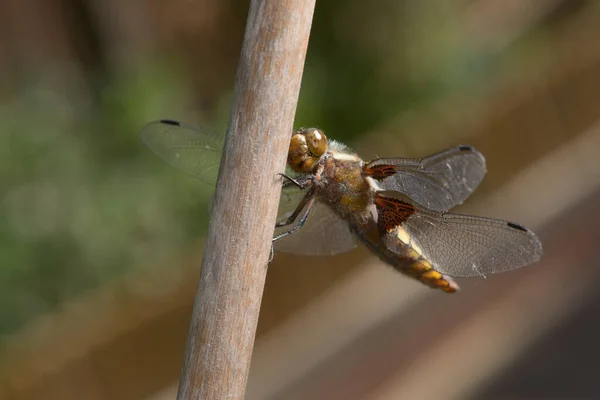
<box><xmin>177</xmin><ymin>0</ymin><xmax>315</xmax><ymax>399</ymax></box>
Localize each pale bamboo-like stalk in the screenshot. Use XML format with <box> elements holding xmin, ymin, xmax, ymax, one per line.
<box><xmin>177</xmin><ymin>0</ymin><xmax>316</xmax><ymax>399</ymax></box>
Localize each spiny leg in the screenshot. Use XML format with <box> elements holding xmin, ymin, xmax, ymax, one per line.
<box><xmin>273</xmin><ymin>195</ymin><xmax>316</xmax><ymax>242</ymax></box>
<box><xmin>269</xmin><ymin>190</ymin><xmax>317</xmax><ymax>263</ymax></box>
<box><xmin>276</xmin><ymin>186</ymin><xmax>316</xmax><ymax>228</ymax></box>
<box><xmin>279</xmin><ymin>173</ymin><xmax>311</xmax><ymax>189</ymax></box>
<box><xmin>269</xmin><ymin>179</ymin><xmax>316</xmax><ymax>263</ymax></box>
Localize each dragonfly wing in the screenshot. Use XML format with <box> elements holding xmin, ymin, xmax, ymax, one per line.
<box><xmin>365</xmin><ymin>145</ymin><xmax>486</xmax><ymax>211</ymax></box>
<box><xmin>376</xmin><ymin>195</ymin><xmax>542</xmax><ymax>278</ymax></box>
<box><xmin>141</xmin><ymin>120</ymin><xmax>224</xmax><ymax>184</ymax></box>
<box><xmin>275</xmin><ymin>186</ymin><xmax>356</xmax><ymax>256</ymax></box>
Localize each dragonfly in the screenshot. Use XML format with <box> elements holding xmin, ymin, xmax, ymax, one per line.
<box><xmin>141</xmin><ymin>119</ymin><xmax>542</xmax><ymax>293</ymax></box>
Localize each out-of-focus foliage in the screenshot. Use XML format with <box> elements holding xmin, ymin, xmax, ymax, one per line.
<box><xmin>0</xmin><ymin>63</ymin><xmax>216</xmax><ymax>337</ymax></box>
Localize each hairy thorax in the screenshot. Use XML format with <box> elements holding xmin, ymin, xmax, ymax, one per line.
<box><xmin>315</xmin><ymin>150</ymin><xmax>375</xmax><ymax>224</ymax></box>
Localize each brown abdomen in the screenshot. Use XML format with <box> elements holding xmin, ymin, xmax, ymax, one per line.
<box><xmin>354</xmin><ymin>221</ymin><xmax>460</xmax><ymax>293</ymax></box>
<box><xmin>388</xmin><ymin>237</ymin><xmax>459</xmax><ymax>293</ymax></box>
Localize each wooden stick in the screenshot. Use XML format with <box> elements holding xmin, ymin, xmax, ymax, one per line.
<box><xmin>177</xmin><ymin>1</ymin><xmax>315</xmax><ymax>398</ymax></box>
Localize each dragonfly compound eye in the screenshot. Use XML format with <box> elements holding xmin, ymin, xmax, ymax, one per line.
<box><xmin>305</xmin><ymin>129</ymin><xmax>328</xmax><ymax>157</ymax></box>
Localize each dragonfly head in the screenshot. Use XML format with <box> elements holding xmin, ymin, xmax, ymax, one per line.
<box><xmin>287</xmin><ymin>128</ymin><xmax>328</xmax><ymax>173</ymax></box>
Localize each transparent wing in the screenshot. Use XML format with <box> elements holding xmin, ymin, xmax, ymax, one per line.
<box><xmin>383</xmin><ymin>205</ymin><xmax>542</xmax><ymax>278</ymax></box>
<box><xmin>141</xmin><ymin>119</ymin><xmax>224</xmax><ymax>184</ymax></box>
<box><xmin>365</xmin><ymin>145</ymin><xmax>486</xmax><ymax>211</ymax></box>
<box><xmin>274</xmin><ymin>185</ymin><xmax>356</xmax><ymax>256</ymax></box>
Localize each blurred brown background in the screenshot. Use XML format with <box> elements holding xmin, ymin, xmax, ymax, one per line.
<box><xmin>2</xmin><ymin>0</ymin><xmax>600</xmax><ymax>399</ymax></box>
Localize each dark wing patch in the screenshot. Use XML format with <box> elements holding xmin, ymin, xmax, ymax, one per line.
<box><xmin>374</xmin><ymin>195</ymin><xmax>416</xmax><ymax>232</ymax></box>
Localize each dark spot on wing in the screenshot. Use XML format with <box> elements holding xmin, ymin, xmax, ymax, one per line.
<box><xmin>374</xmin><ymin>194</ymin><xmax>416</xmax><ymax>231</ymax></box>
<box><xmin>160</xmin><ymin>119</ymin><xmax>180</xmax><ymax>126</ymax></box>
<box><xmin>507</xmin><ymin>221</ymin><xmax>528</xmax><ymax>232</ymax></box>
<box><xmin>458</xmin><ymin>145</ymin><xmax>474</xmax><ymax>151</ymax></box>
<box><xmin>364</xmin><ymin>163</ymin><xmax>397</xmax><ymax>179</ymax></box>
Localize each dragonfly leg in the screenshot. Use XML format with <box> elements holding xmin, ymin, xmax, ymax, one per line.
<box><xmin>270</xmin><ymin>188</ymin><xmax>316</xmax><ymax>262</ymax></box>
<box><xmin>279</xmin><ymin>173</ymin><xmax>311</xmax><ymax>189</ymax></box>
<box><xmin>273</xmin><ymin>195</ymin><xmax>316</xmax><ymax>242</ymax></box>
<box><xmin>268</xmin><ymin>245</ymin><xmax>274</xmax><ymax>263</ymax></box>
<box><xmin>275</xmin><ymin>187</ymin><xmax>316</xmax><ymax>228</ymax></box>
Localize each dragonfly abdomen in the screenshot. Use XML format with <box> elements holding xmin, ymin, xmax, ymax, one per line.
<box><xmin>399</xmin><ymin>253</ymin><xmax>459</xmax><ymax>293</ymax></box>
<box><xmin>387</xmin><ymin>226</ymin><xmax>460</xmax><ymax>293</ymax></box>
<box><xmin>353</xmin><ymin>222</ymin><xmax>459</xmax><ymax>293</ymax></box>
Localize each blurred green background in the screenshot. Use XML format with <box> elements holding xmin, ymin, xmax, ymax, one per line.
<box><xmin>2</xmin><ymin>1</ymin><xmax>600</xmax><ymax>399</ymax></box>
